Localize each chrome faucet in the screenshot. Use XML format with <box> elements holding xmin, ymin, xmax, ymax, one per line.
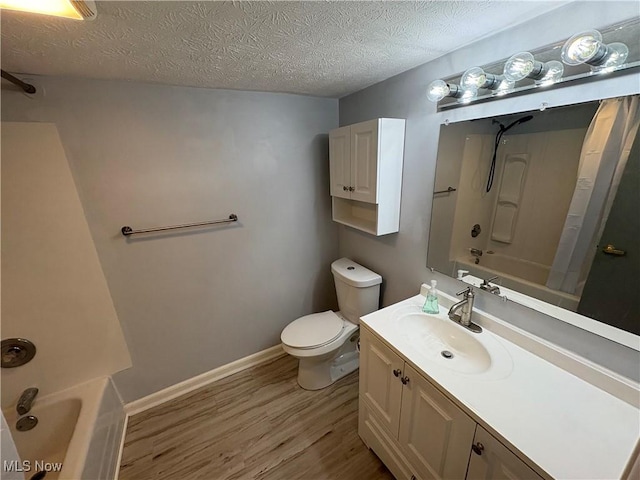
<box><xmin>469</xmin><ymin>248</ymin><xmax>483</xmax><ymax>264</ymax></box>
<box><xmin>448</xmin><ymin>287</ymin><xmax>482</xmax><ymax>333</ymax></box>
<box><xmin>16</xmin><ymin>387</ymin><xmax>38</xmax><ymax>415</ymax></box>
<box><xmin>480</xmin><ymin>276</ymin><xmax>501</xmax><ymax>295</ymax></box>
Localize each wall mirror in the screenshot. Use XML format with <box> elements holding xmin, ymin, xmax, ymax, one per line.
<box><xmin>427</xmin><ymin>95</ymin><xmax>639</xmax><ymax>343</ymax></box>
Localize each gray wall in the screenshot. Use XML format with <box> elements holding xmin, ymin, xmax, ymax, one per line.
<box><xmin>338</xmin><ymin>2</ymin><xmax>640</xmax><ymax>380</ymax></box>
<box><xmin>2</xmin><ymin>77</ymin><xmax>339</xmax><ymax>402</ymax></box>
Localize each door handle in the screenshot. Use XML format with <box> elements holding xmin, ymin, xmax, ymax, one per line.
<box><xmin>602</xmin><ymin>244</ymin><xmax>626</xmax><ymax>256</ymax></box>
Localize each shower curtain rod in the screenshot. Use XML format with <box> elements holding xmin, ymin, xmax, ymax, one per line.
<box><xmin>0</xmin><ymin>70</ymin><xmax>36</xmax><ymax>94</ymax></box>
<box><xmin>434</xmin><ymin>186</ymin><xmax>457</xmax><ymax>195</ymax></box>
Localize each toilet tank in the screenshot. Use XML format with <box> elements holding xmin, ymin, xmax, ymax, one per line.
<box><xmin>331</xmin><ymin>258</ymin><xmax>382</xmax><ymax>324</ymax></box>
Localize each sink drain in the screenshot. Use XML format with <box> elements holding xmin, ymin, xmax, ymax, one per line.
<box><xmin>441</xmin><ymin>350</ymin><xmax>454</xmax><ymax>359</ymax></box>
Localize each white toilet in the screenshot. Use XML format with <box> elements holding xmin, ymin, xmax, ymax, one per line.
<box><xmin>281</xmin><ymin>258</ymin><xmax>382</xmax><ymax>390</ymax></box>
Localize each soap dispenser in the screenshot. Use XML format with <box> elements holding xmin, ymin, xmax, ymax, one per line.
<box><xmin>422</xmin><ymin>280</ymin><xmax>440</xmax><ymax>314</ymax></box>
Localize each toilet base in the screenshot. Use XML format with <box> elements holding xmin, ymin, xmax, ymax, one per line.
<box><xmin>296</xmin><ymin>333</ymin><xmax>360</xmax><ymax>390</ymax></box>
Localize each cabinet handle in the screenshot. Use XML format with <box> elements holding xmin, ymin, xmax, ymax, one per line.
<box><xmin>472</xmin><ymin>442</ymin><xmax>484</xmax><ymax>455</ymax></box>
<box><xmin>393</xmin><ymin>368</ymin><xmax>402</xmax><ymax>377</ymax></box>
<box><xmin>343</xmin><ymin>186</ymin><xmax>348</xmax><ymax>191</ymax></box>
<box><xmin>349</xmin><ymin>186</ymin><xmax>355</xmax><ymax>191</ymax></box>
<box><xmin>401</xmin><ymin>376</ymin><xmax>410</xmax><ymax>385</ymax></box>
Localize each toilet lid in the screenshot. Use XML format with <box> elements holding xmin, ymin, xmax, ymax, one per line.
<box><xmin>281</xmin><ymin>311</ymin><xmax>345</xmax><ymax>349</ymax></box>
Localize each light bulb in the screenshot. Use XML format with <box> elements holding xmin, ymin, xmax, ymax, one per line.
<box><xmin>562</xmin><ymin>30</ymin><xmax>629</xmax><ymax>69</ymax></box>
<box><xmin>427</xmin><ymin>79</ymin><xmax>450</xmax><ymax>102</ymax></box>
<box><xmin>461</xmin><ymin>67</ymin><xmax>502</xmax><ymax>90</ymax></box>
<box><xmin>503</xmin><ymin>52</ymin><xmax>537</xmax><ymax>82</ymax></box>
<box><xmin>561</xmin><ymin>30</ymin><xmax>607</xmax><ymax>66</ymax></box>
<box><xmin>460</xmin><ymin>67</ymin><xmax>486</xmax><ymax>90</ymax></box>
<box><xmin>457</xmin><ymin>88</ymin><xmax>477</xmax><ymax>104</ymax></box>
<box><xmin>536</xmin><ymin>61</ymin><xmax>564</xmax><ymax>85</ymax></box>
<box><xmin>493</xmin><ymin>78</ymin><xmax>515</xmax><ymax>96</ymax></box>
<box><xmin>599</xmin><ymin>42</ymin><xmax>629</xmax><ymax>69</ymax></box>
<box><xmin>426</xmin><ymin>79</ymin><xmax>465</xmax><ymax>102</ymax></box>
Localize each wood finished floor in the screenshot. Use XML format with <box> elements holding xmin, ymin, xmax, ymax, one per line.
<box><xmin>119</xmin><ymin>355</ymin><xmax>394</xmax><ymax>480</ymax></box>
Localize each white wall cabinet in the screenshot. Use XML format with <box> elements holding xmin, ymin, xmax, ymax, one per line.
<box><xmin>329</xmin><ymin>118</ymin><xmax>405</xmax><ymax>236</ymax></box>
<box><xmin>359</xmin><ymin>326</ymin><xmax>544</xmax><ymax>480</ymax></box>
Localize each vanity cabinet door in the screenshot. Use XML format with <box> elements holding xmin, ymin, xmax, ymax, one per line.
<box><xmin>359</xmin><ymin>328</ymin><xmax>404</xmax><ymax>437</ymax></box>
<box><xmin>329</xmin><ymin>125</ymin><xmax>351</xmax><ymax>199</ymax></box>
<box><xmin>466</xmin><ymin>426</ymin><xmax>543</xmax><ymax>480</ymax></box>
<box><xmin>399</xmin><ymin>364</ymin><xmax>476</xmax><ymax>480</ymax></box>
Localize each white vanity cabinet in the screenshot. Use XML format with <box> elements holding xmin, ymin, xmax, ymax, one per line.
<box><xmin>329</xmin><ymin>118</ymin><xmax>405</xmax><ymax>236</ymax></box>
<box><xmin>359</xmin><ymin>325</ymin><xmax>544</xmax><ymax>480</ymax></box>
<box><xmin>359</xmin><ymin>326</ymin><xmax>476</xmax><ymax>480</ymax></box>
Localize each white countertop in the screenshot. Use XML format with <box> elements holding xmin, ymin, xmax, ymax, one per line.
<box><xmin>360</xmin><ymin>289</ymin><xmax>640</xmax><ymax>480</ymax></box>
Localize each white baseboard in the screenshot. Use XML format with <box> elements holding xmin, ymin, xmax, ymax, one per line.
<box><xmin>124</xmin><ymin>344</ymin><xmax>286</xmax><ymax>416</ymax></box>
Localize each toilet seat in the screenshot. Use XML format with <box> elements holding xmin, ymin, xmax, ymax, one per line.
<box><xmin>281</xmin><ymin>311</ymin><xmax>345</xmax><ymax>349</ymax></box>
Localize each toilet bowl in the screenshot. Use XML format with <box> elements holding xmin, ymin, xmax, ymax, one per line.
<box><xmin>281</xmin><ymin>258</ymin><xmax>382</xmax><ymax>390</ymax></box>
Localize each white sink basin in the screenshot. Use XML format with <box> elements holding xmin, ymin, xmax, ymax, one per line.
<box><xmin>398</xmin><ymin>312</ymin><xmax>492</xmax><ymax>374</ymax></box>
<box><xmin>389</xmin><ymin>306</ymin><xmax>513</xmax><ymax>379</ymax></box>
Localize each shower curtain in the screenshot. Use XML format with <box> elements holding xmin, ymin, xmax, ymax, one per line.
<box><xmin>546</xmin><ymin>95</ymin><xmax>640</xmax><ymax>295</ymax></box>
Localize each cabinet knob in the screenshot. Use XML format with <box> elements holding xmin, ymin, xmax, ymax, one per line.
<box><xmin>472</xmin><ymin>442</ymin><xmax>484</xmax><ymax>455</ymax></box>
<box><xmin>349</xmin><ymin>186</ymin><xmax>355</xmax><ymax>191</ymax></box>
<box><xmin>343</xmin><ymin>186</ymin><xmax>348</xmax><ymax>191</ymax></box>
<box><xmin>401</xmin><ymin>376</ymin><xmax>410</xmax><ymax>385</ymax></box>
<box><xmin>393</xmin><ymin>368</ymin><xmax>402</xmax><ymax>377</ymax></box>
<box><xmin>411</xmin><ymin>476</ymin><xmax>417</xmax><ymax>480</ymax></box>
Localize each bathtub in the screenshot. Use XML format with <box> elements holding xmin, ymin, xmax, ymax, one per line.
<box><xmin>2</xmin><ymin>377</ymin><xmax>124</xmax><ymax>480</ymax></box>
<box><xmin>456</xmin><ymin>254</ymin><xmax>580</xmax><ymax>311</ymax></box>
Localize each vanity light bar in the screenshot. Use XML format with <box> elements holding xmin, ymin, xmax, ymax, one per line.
<box><xmin>427</xmin><ymin>22</ymin><xmax>633</xmax><ymax>105</ymax></box>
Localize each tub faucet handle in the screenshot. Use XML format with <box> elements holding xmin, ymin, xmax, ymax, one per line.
<box><xmin>456</xmin><ymin>286</ymin><xmax>473</xmax><ymax>298</ymax></box>
<box><xmin>17</xmin><ymin>387</ymin><xmax>38</xmax><ymax>415</ymax></box>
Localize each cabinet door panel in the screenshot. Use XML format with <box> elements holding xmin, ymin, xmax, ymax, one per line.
<box><xmin>329</xmin><ymin>126</ymin><xmax>351</xmax><ymax>199</ymax></box>
<box><xmin>467</xmin><ymin>426</ymin><xmax>543</xmax><ymax>480</ymax></box>
<box><xmin>359</xmin><ymin>403</ymin><xmax>415</xmax><ymax>480</ymax></box>
<box><xmin>359</xmin><ymin>328</ymin><xmax>404</xmax><ymax>437</ymax></box>
<box><xmin>350</xmin><ymin>119</ymin><xmax>379</xmax><ymax>203</ymax></box>
<box><xmin>399</xmin><ymin>365</ymin><xmax>475</xmax><ymax>480</ymax></box>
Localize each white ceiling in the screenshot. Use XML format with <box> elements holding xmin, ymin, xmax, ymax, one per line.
<box><xmin>1</xmin><ymin>1</ymin><xmax>568</xmax><ymax>98</ymax></box>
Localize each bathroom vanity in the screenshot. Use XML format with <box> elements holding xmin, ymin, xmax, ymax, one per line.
<box><xmin>358</xmin><ymin>286</ymin><xmax>639</xmax><ymax>480</ymax></box>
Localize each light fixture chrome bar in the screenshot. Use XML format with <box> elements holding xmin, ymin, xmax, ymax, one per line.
<box><xmin>121</xmin><ymin>214</ymin><xmax>238</xmax><ymax>236</ymax></box>
<box><xmin>428</xmin><ymin>17</ymin><xmax>639</xmax><ymax>110</ymax></box>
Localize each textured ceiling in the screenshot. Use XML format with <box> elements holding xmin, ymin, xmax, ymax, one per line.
<box><xmin>1</xmin><ymin>1</ymin><xmax>568</xmax><ymax>98</ymax></box>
